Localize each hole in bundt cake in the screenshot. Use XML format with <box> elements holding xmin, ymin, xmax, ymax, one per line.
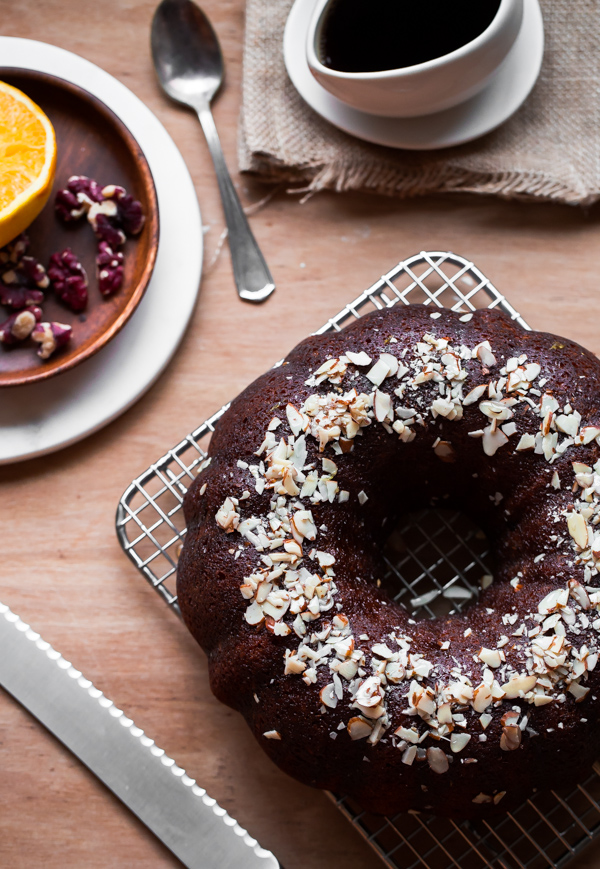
<box><xmin>381</xmin><ymin>508</ymin><xmax>491</xmax><ymax>620</ymax></box>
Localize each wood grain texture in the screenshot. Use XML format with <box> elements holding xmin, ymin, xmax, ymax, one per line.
<box><xmin>1</xmin><ymin>1</ymin><xmax>600</xmax><ymax>867</ymax></box>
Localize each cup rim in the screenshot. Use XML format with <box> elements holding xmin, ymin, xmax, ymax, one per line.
<box><xmin>307</xmin><ymin>0</ymin><xmax>515</xmax><ymax>80</ymax></box>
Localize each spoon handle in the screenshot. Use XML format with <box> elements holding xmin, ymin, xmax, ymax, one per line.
<box><xmin>196</xmin><ymin>103</ymin><xmax>275</xmax><ymax>303</ymax></box>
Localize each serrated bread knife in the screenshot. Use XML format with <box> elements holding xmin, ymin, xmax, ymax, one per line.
<box><xmin>0</xmin><ymin>602</ymin><xmax>280</xmax><ymax>869</ymax></box>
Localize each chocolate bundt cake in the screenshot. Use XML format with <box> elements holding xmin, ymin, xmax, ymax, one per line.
<box><xmin>178</xmin><ymin>305</ymin><xmax>600</xmax><ymax>818</ymax></box>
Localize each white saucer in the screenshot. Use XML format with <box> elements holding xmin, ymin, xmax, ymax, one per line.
<box><xmin>0</xmin><ymin>38</ymin><xmax>203</xmax><ymax>465</ymax></box>
<box><xmin>284</xmin><ymin>0</ymin><xmax>544</xmax><ymax>150</ymax></box>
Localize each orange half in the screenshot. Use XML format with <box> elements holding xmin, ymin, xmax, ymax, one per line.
<box><xmin>0</xmin><ymin>80</ymin><xmax>57</xmax><ymax>248</ymax></box>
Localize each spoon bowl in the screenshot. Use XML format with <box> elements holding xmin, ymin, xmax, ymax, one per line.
<box><xmin>151</xmin><ymin>0</ymin><xmax>222</xmax><ymax>106</ymax></box>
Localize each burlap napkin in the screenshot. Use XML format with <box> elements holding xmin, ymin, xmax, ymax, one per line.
<box><xmin>239</xmin><ymin>0</ymin><xmax>600</xmax><ymax>204</ymax></box>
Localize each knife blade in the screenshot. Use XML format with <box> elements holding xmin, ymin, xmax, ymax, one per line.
<box><xmin>0</xmin><ymin>601</ymin><xmax>280</xmax><ymax>869</ymax></box>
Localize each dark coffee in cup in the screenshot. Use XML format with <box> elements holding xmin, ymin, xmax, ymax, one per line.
<box><xmin>319</xmin><ymin>0</ymin><xmax>502</xmax><ymax>73</ymax></box>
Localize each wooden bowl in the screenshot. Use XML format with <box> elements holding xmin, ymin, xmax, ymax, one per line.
<box><xmin>0</xmin><ymin>69</ymin><xmax>159</xmax><ymax>387</ymax></box>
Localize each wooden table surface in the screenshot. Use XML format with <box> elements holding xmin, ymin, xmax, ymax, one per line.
<box><xmin>2</xmin><ymin>1</ymin><xmax>600</xmax><ymax>867</ymax></box>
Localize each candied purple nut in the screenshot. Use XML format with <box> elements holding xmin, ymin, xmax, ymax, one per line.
<box><xmin>55</xmin><ymin>175</ymin><xmax>105</xmax><ymax>222</ymax></box>
<box><xmin>0</xmin><ymin>255</ymin><xmax>49</xmax><ymax>308</ymax></box>
<box><xmin>91</xmin><ymin>211</ymin><xmax>126</xmax><ymax>248</ymax></box>
<box><xmin>0</xmin><ymin>283</ymin><xmax>44</xmax><ymax>308</ymax></box>
<box><xmin>0</xmin><ymin>306</ymin><xmax>42</xmax><ymax>346</ymax></box>
<box><xmin>102</xmin><ymin>184</ymin><xmax>145</xmax><ymax>236</ymax></box>
<box><xmin>48</xmin><ymin>248</ymin><xmax>88</xmax><ymax>312</ymax></box>
<box><xmin>0</xmin><ymin>233</ymin><xmax>29</xmax><ymax>266</ymax></box>
<box><xmin>96</xmin><ymin>240</ymin><xmax>124</xmax><ymax>296</ymax></box>
<box><xmin>31</xmin><ymin>321</ymin><xmax>72</xmax><ymax>360</ymax></box>
<box><xmin>3</xmin><ymin>255</ymin><xmax>49</xmax><ymax>289</ymax></box>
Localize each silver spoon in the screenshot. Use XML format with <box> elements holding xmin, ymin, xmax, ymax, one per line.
<box><xmin>151</xmin><ymin>0</ymin><xmax>275</xmax><ymax>303</ymax></box>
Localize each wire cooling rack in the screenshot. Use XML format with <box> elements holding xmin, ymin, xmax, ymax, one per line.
<box><xmin>116</xmin><ymin>251</ymin><xmax>600</xmax><ymax>869</ymax></box>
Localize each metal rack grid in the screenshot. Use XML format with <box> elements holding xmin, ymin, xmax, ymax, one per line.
<box><xmin>116</xmin><ymin>251</ymin><xmax>600</xmax><ymax>869</ymax></box>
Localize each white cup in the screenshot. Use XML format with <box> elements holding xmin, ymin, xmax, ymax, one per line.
<box><xmin>306</xmin><ymin>0</ymin><xmax>524</xmax><ymax>118</ymax></box>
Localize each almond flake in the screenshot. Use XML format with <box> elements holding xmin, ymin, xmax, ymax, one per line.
<box><xmin>450</xmin><ymin>733</ymin><xmax>471</xmax><ymax>753</ymax></box>
<box><xmin>463</xmin><ymin>384</ymin><xmax>487</xmax><ymax>406</ymax></box>
<box><xmin>427</xmin><ymin>746</ymin><xmax>449</xmax><ymax>774</ymax></box>
<box><xmin>500</xmin><ymin>725</ymin><xmax>521</xmax><ymax>751</ymax></box>
<box><xmin>501</xmin><ymin>675</ymin><xmax>536</xmax><ymax>698</ymax></box>
<box><xmin>515</xmin><ymin>434</ymin><xmax>536</xmax><ymax>451</ymax></box>
<box><xmin>569</xmin><ymin>681</ymin><xmax>590</xmax><ymax>702</ymax></box>
<box><xmin>401</xmin><ymin>745</ymin><xmax>417</xmax><ymax>765</ymax></box>
<box><xmin>367</xmin><ymin>357</ymin><xmax>393</xmax><ymax>387</ymax></box>
<box><xmin>568</xmin><ymin>512</ymin><xmax>589</xmax><ymax>550</ymax></box>
<box><xmin>373</xmin><ymin>389</ymin><xmax>392</xmax><ymax>422</ymax></box>
<box><xmin>320</xmin><ymin>683</ymin><xmax>338</xmax><ymax>708</ymax></box>
<box><xmin>347</xmin><ymin>716</ymin><xmax>373</xmax><ymax>740</ymax></box>
<box><xmin>475</xmin><ymin>341</ymin><xmax>496</xmax><ymax>368</ymax></box>
<box><xmin>478</xmin><ymin>648</ymin><xmax>502</xmax><ymax>668</ymax></box>
<box><xmin>244</xmin><ymin>602</ymin><xmax>265</xmax><ymax>626</ymax></box>
<box><xmin>482</xmin><ymin>424</ymin><xmax>509</xmax><ymax>457</ymax></box>
<box><xmin>345</xmin><ymin>350</ymin><xmax>372</xmax><ymax>366</ymax></box>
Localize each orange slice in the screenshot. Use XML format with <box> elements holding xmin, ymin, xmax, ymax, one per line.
<box><xmin>0</xmin><ymin>80</ymin><xmax>57</xmax><ymax>248</ymax></box>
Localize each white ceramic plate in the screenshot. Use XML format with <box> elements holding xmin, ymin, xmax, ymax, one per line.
<box><xmin>284</xmin><ymin>0</ymin><xmax>544</xmax><ymax>150</ymax></box>
<box><xmin>0</xmin><ymin>37</ymin><xmax>203</xmax><ymax>465</ymax></box>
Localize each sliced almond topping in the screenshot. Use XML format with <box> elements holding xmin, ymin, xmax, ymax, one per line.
<box><xmin>244</xmin><ymin>601</ymin><xmax>265</xmax><ymax>626</ymax></box>
<box><xmin>462</xmin><ymin>384</ymin><xmax>487</xmax><ymax>406</ymax></box>
<box><xmin>401</xmin><ymin>745</ymin><xmax>417</xmax><ymax>765</ymax></box>
<box><xmin>569</xmin><ymin>680</ymin><xmax>590</xmax><ymax>702</ymax></box>
<box><xmin>379</xmin><ymin>352</ymin><xmax>399</xmax><ymax>377</ymax></box>
<box><xmin>371</xmin><ymin>643</ymin><xmax>395</xmax><ymax>659</ymax></box>
<box><xmin>355</xmin><ymin>675</ymin><xmax>383</xmax><ymax>708</ymax></box>
<box><xmin>373</xmin><ymin>389</ymin><xmax>392</xmax><ymax>422</ymax></box>
<box><xmin>263</xmin><ymin>730</ymin><xmax>281</xmax><ymax>740</ymax></box>
<box><xmin>515</xmin><ymin>433</ymin><xmax>536</xmax><ymax>451</ymax></box>
<box><xmin>538</xmin><ymin>587</ymin><xmax>569</xmax><ymax>614</ymax></box>
<box><xmin>500</xmin><ymin>724</ymin><xmax>521</xmax><ymax>751</ymax></box>
<box><xmin>568</xmin><ymin>512</ymin><xmax>589</xmax><ymax>550</ymax></box>
<box><xmin>394</xmin><ymin>725</ymin><xmax>420</xmax><ymax>744</ymax></box>
<box><xmin>347</xmin><ymin>716</ymin><xmax>373</xmax><ymax>740</ymax></box>
<box><xmin>477</xmin><ymin>648</ymin><xmax>502</xmax><ymax>668</ymax></box>
<box><xmin>345</xmin><ymin>350</ymin><xmax>372</xmax><ymax>366</ymax></box>
<box><xmin>501</xmin><ymin>674</ymin><xmax>536</xmax><ymax>698</ymax></box>
<box><xmin>479</xmin><ymin>400</ymin><xmax>513</xmax><ymax>421</ymax></box>
<box><xmin>450</xmin><ymin>733</ymin><xmax>471</xmax><ymax>753</ymax></box>
<box><xmin>475</xmin><ymin>341</ymin><xmax>496</xmax><ymax>368</ymax></box>
<box><xmin>320</xmin><ymin>683</ymin><xmax>338</xmax><ymax>708</ymax></box>
<box><xmin>482</xmin><ymin>424</ymin><xmax>509</xmax><ymax>457</ymax></box>
<box><xmin>427</xmin><ymin>746</ymin><xmax>449</xmax><ymax>774</ymax></box>
<box><xmin>367</xmin><ymin>357</ymin><xmax>393</xmax><ymax>387</ymax></box>
<box><xmin>437</xmin><ymin>703</ymin><xmax>453</xmax><ymax>725</ymax></box>
<box><xmin>578</xmin><ymin>426</ymin><xmax>600</xmax><ymax>444</ymax></box>
<box><xmin>284</xmin><ymin>653</ymin><xmax>306</xmax><ymax>675</ymax></box>
<box><xmin>472</xmin><ymin>683</ymin><xmax>493</xmax><ymax>712</ymax></box>
<box><xmin>338</xmin><ymin>659</ymin><xmax>359</xmax><ymax>680</ymax></box>
<box><xmin>286</xmin><ymin>404</ymin><xmax>308</xmax><ymax>436</ymax></box>
<box><xmin>555</xmin><ymin>413</ymin><xmax>579</xmax><ymax>437</ymax></box>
